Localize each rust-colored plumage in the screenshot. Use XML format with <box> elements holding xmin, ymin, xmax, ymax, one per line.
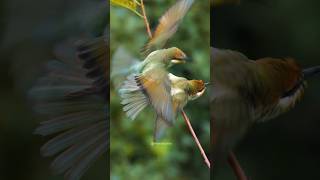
<box><xmin>254</xmin><ymin>57</ymin><xmax>302</xmax><ymax>106</ymax></box>
<box><xmin>188</xmin><ymin>80</ymin><xmax>206</xmax><ymax>93</ymax></box>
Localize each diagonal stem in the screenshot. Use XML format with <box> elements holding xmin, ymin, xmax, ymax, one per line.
<box><xmin>181</xmin><ymin>109</ymin><xmax>210</xmax><ymax>169</ymax></box>
<box><xmin>227</xmin><ymin>151</ymin><xmax>248</xmax><ymax>180</ymax></box>
<box><xmin>140</xmin><ymin>0</ymin><xmax>152</xmax><ymax>38</ymax></box>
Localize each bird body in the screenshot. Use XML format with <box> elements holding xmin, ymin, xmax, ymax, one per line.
<box><xmin>210</xmin><ymin>47</ymin><xmax>317</xmax><ymax>161</ymax></box>
<box><xmin>153</xmin><ymin>73</ymin><xmax>206</xmax><ymax>141</ymax></box>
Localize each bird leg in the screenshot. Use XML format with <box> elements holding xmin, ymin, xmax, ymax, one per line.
<box><xmin>227</xmin><ymin>151</ymin><xmax>248</xmax><ymax>180</ymax></box>
<box><xmin>181</xmin><ymin>109</ymin><xmax>211</xmax><ymax>168</ymax></box>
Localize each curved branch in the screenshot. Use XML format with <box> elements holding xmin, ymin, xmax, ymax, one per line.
<box><xmin>140</xmin><ymin>0</ymin><xmax>152</xmax><ymax>38</ymax></box>
<box><xmin>181</xmin><ymin>110</ymin><xmax>211</xmax><ymax>169</ymax></box>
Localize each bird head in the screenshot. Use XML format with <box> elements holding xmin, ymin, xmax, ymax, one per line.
<box><xmin>166</xmin><ymin>47</ymin><xmax>189</xmax><ymax>66</ymax></box>
<box><xmin>187</xmin><ymin>80</ymin><xmax>206</xmax><ymax>100</ymax></box>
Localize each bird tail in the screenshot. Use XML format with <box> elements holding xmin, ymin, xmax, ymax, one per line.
<box><xmin>153</xmin><ymin>116</ymin><xmax>171</xmax><ymax>142</ymax></box>
<box><xmin>29</xmin><ymin>40</ymin><xmax>108</xmax><ymax>180</ymax></box>
<box><xmin>119</xmin><ymin>74</ymin><xmax>149</xmax><ymax>120</ymax></box>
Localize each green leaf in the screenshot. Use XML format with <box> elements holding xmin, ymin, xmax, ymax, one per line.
<box><xmin>111</xmin><ymin>0</ymin><xmax>143</xmax><ymax>18</ymax></box>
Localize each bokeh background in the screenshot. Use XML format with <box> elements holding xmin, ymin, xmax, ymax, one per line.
<box><xmin>0</xmin><ymin>0</ymin><xmax>108</xmax><ymax>179</ymax></box>
<box><xmin>212</xmin><ymin>0</ymin><xmax>320</xmax><ymax>179</ymax></box>
<box><xmin>110</xmin><ymin>1</ymin><xmax>210</xmax><ymax>179</ymax></box>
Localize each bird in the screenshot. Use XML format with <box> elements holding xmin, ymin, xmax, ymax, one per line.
<box><xmin>153</xmin><ymin>73</ymin><xmax>207</xmax><ymax>141</ymax></box>
<box><xmin>111</xmin><ymin>0</ymin><xmax>194</xmax><ymax>88</ymax></box>
<box><xmin>29</xmin><ymin>35</ymin><xmax>108</xmax><ymax>180</ymax></box>
<box><xmin>115</xmin><ymin>47</ymin><xmax>188</xmax><ymax>82</ymax></box>
<box><xmin>118</xmin><ymin>47</ymin><xmax>189</xmax><ymax>127</ymax></box>
<box><xmin>142</xmin><ymin>0</ymin><xmax>194</xmax><ymax>55</ymax></box>
<box><xmin>211</xmin><ymin>47</ymin><xmax>320</xmax><ymax>171</ymax></box>
<box><xmin>114</xmin><ymin>0</ymin><xmax>198</xmax><ymax>143</ymax></box>
<box><xmin>120</xmin><ymin>71</ymin><xmax>206</xmax><ymax>141</ymax></box>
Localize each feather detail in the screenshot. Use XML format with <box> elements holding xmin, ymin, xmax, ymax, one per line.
<box><xmin>119</xmin><ymin>74</ymin><xmax>149</xmax><ymax>120</ymax></box>
<box><xmin>76</xmin><ymin>36</ymin><xmax>109</xmax><ymax>98</ymax></box>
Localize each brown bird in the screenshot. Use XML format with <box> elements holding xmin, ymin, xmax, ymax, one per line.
<box><xmin>211</xmin><ymin>47</ymin><xmax>320</xmax><ymax>178</ymax></box>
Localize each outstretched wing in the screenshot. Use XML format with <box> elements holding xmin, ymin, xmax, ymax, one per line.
<box><xmin>30</xmin><ymin>38</ymin><xmax>108</xmax><ymax>180</ymax></box>
<box><xmin>143</xmin><ymin>0</ymin><xmax>194</xmax><ymax>54</ymax></box>
<box><xmin>137</xmin><ymin>67</ymin><xmax>175</xmax><ymax>124</ymax></box>
<box><xmin>111</xmin><ymin>46</ymin><xmax>141</xmax><ymax>88</ymax></box>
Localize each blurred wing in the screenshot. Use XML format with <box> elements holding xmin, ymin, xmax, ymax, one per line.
<box><xmin>143</xmin><ymin>0</ymin><xmax>194</xmax><ymax>54</ymax></box>
<box><xmin>111</xmin><ymin>46</ymin><xmax>140</xmax><ymax>88</ymax></box>
<box><xmin>137</xmin><ymin>68</ymin><xmax>175</xmax><ymax>123</ymax></box>
<box><xmin>30</xmin><ymin>40</ymin><xmax>108</xmax><ymax>180</ymax></box>
<box><xmin>76</xmin><ymin>36</ymin><xmax>109</xmax><ymax>98</ymax></box>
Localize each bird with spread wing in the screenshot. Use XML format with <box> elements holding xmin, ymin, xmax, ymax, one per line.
<box><xmin>116</xmin><ymin>0</ymin><xmax>208</xmax><ymax>142</ymax></box>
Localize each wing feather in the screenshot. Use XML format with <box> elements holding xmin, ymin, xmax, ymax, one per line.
<box><xmin>137</xmin><ymin>68</ymin><xmax>175</xmax><ymax>124</ymax></box>
<box><xmin>143</xmin><ymin>0</ymin><xmax>194</xmax><ymax>54</ymax></box>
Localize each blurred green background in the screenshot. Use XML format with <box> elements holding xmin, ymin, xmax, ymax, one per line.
<box><xmin>212</xmin><ymin>0</ymin><xmax>320</xmax><ymax>179</ymax></box>
<box><xmin>110</xmin><ymin>1</ymin><xmax>210</xmax><ymax>179</ymax></box>
<box><xmin>0</xmin><ymin>0</ymin><xmax>107</xmax><ymax>179</ymax></box>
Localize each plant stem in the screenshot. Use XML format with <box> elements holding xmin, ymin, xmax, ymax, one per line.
<box><xmin>227</xmin><ymin>151</ymin><xmax>248</xmax><ymax>180</ymax></box>
<box><xmin>140</xmin><ymin>0</ymin><xmax>152</xmax><ymax>38</ymax></box>
<box><xmin>181</xmin><ymin>110</ymin><xmax>210</xmax><ymax>169</ymax></box>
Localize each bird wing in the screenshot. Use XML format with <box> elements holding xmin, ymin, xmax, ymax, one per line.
<box><xmin>31</xmin><ymin>39</ymin><xmax>108</xmax><ymax>180</ymax></box>
<box><xmin>137</xmin><ymin>67</ymin><xmax>175</xmax><ymax>124</ymax></box>
<box><xmin>111</xmin><ymin>46</ymin><xmax>141</xmax><ymax>88</ymax></box>
<box><xmin>143</xmin><ymin>0</ymin><xmax>194</xmax><ymax>54</ymax></box>
<box><xmin>75</xmin><ymin>36</ymin><xmax>109</xmax><ymax>98</ymax></box>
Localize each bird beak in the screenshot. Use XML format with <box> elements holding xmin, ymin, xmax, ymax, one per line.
<box><xmin>182</xmin><ymin>56</ymin><xmax>191</xmax><ymax>62</ymax></box>
<box><xmin>204</xmin><ymin>82</ymin><xmax>210</xmax><ymax>86</ymax></box>
<box><xmin>172</xmin><ymin>56</ymin><xmax>190</xmax><ymax>64</ymax></box>
<box><xmin>303</xmin><ymin>66</ymin><xmax>320</xmax><ymax>79</ymax></box>
<box><xmin>171</xmin><ymin>59</ymin><xmax>186</xmax><ymax>64</ymax></box>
